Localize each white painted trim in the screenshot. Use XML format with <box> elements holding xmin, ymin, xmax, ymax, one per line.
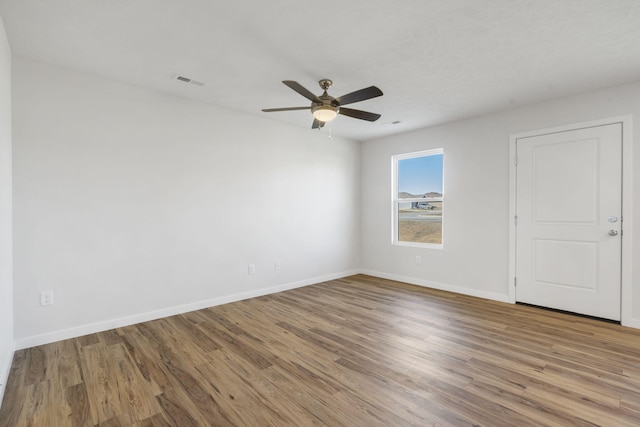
<box><xmin>391</xmin><ymin>148</ymin><xmax>445</xmax><ymax>249</ymax></box>
<box><xmin>620</xmin><ymin>116</ymin><xmax>635</xmax><ymax>328</ymax></box>
<box><xmin>360</xmin><ymin>269</ymin><xmax>510</xmax><ymax>303</ymax></box>
<box><xmin>14</xmin><ymin>270</ymin><xmax>360</xmax><ymax>350</ymax></box>
<box><xmin>508</xmin><ymin>134</ymin><xmax>518</xmax><ymax>304</ymax></box>
<box><xmin>623</xmin><ymin>318</ymin><xmax>640</xmax><ymax>329</ymax></box>
<box><xmin>0</xmin><ymin>341</ymin><xmax>16</xmax><ymax>409</ymax></box>
<box><xmin>508</xmin><ymin>115</ymin><xmax>635</xmax><ymax>328</ymax></box>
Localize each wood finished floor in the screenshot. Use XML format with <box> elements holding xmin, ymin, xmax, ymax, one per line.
<box><xmin>2</xmin><ymin>274</ymin><xmax>640</xmax><ymax>426</ymax></box>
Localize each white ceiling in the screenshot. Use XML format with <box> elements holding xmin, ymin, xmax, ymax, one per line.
<box><xmin>1</xmin><ymin>0</ymin><xmax>640</xmax><ymax>141</ymax></box>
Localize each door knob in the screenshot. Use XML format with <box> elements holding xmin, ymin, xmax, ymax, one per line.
<box><xmin>609</xmin><ymin>230</ymin><xmax>619</xmax><ymax>236</ymax></box>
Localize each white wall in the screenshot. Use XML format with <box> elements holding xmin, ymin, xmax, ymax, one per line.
<box><xmin>361</xmin><ymin>80</ymin><xmax>640</xmax><ymax>325</ymax></box>
<box><xmin>12</xmin><ymin>57</ymin><xmax>361</xmax><ymax>347</ymax></box>
<box><xmin>9</xmin><ymin>55</ymin><xmax>640</xmax><ymax>355</ymax></box>
<box><xmin>0</xmin><ymin>13</ymin><xmax>13</xmax><ymax>403</ymax></box>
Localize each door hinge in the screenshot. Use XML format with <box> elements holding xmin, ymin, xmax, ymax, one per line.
<box><xmin>514</xmin><ymin>277</ymin><xmax>517</xmax><ymax>287</ymax></box>
<box><xmin>514</xmin><ymin>215</ymin><xmax>518</xmax><ymax>226</ymax></box>
<box><xmin>514</xmin><ymin>154</ymin><xmax>518</xmax><ymax>165</ymax></box>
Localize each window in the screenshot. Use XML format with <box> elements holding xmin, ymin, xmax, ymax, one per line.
<box><xmin>392</xmin><ymin>149</ymin><xmax>444</xmax><ymax>247</ymax></box>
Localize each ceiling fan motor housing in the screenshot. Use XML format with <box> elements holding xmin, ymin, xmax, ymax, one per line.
<box><xmin>311</xmin><ymin>93</ymin><xmax>340</xmax><ymax>121</ymax></box>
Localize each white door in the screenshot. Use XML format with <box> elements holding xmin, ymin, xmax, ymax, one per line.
<box><xmin>515</xmin><ymin>123</ymin><xmax>622</xmax><ymax>320</ymax></box>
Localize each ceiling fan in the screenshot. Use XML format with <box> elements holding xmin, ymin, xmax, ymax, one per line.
<box><xmin>262</xmin><ymin>79</ymin><xmax>383</xmax><ymax>129</ymax></box>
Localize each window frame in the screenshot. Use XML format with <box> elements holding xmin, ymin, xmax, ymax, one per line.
<box><xmin>391</xmin><ymin>148</ymin><xmax>444</xmax><ymax>249</ymax></box>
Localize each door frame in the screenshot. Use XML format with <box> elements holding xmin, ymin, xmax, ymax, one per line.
<box><xmin>508</xmin><ymin>115</ymin><xmax>634</xmax><ymax>327</ymax></box>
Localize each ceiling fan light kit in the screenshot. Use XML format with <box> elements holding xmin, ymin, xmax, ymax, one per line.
<box><xmin>312</xmin><ymin>105</ymin><xmax>338</xmax><ymax>122</ymax></box>
<box><xmin>262</xmin><ymin>79</ymin><xmax>383</xmax><ymax>129</ymax></box>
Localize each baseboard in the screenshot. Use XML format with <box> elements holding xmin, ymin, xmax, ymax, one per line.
<box><xmin>359</xmin><ymin>270</ymin><xmax>640</xmax><ymax>330</ymax></box>
<box><xmin>14</xmin><ymin>269</ymin><xmax>360</xmax><ymax>350</ymax></box>
<box><xmin>11</xmin><ymin>268</ymin><xmax>638</xmax><ymax>351</ymax></box>
<box><xmin>0</xmin><ymin>341</ymin><xmax>16</xmax><ymax>409</ymax></box>
<box><xmin>622</xmin><ymin>317</ymin><xmax>640</xmax><ymax>329</ymax></box>
<box><xmin>359</xmin><ymin>269</ymin><xmax>511</xmax><ymax>303</ymax></box>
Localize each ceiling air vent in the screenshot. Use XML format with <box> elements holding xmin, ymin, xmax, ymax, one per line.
<box><xmin>173</xmin><ymin>74</ymin><xmax>205</xmax><ymax>87</ymax></box>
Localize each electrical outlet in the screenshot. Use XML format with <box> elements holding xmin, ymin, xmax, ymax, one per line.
<box><xmin>248</xmin><ymin>264</ymin><xmax>256</xmax><ymax>275</ymax></box>
<box><xmin>40</xmin><ymin>291</ymin><xmax>54</xmax><ymax>306</ymax></box>
<box><xmin>274</xmin><ymin>262</ymin><xmax>281</xmax><ymax>270</ymax></box>
<box><xmin>415</xmin><ymin>255</ymin><xmax>422</xmax><ymax>264</ymax></box>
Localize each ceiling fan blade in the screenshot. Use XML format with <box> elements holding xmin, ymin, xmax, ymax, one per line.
<box><xmin>283</xmin><ymin>81</ymin><xmax>320</xmax><ymax>102</ymax></box>
<box><xmin>339</xmin><ymin>107</ymin><xmax>381</xmax><ymax>122</ymax></box>
<box><xmin>335</xmin><ymin>86</ymin><xmax>383</xmax><ymax>106</ymax></box>
<box><xmin>262</xmin><ymin>107</ymin><xmax>310</xmax><ymax>112</ymax></box>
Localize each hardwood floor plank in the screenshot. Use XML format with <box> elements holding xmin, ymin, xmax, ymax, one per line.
<box><xmin>258</xmin><ymin>364</ymin><xmax>347</xmax><ymax>426</ymax></box>
<box><xmin>522</xmin><ymin>384</ymin><xmax>638</xmax><ymax>427</ymax></box>
<box><xmin>329</xmin><ymin>360</ymin><xmax>442</xmax><ymax>425</ymax></box>
<box><xmin>195</xmin><ymin>350</ymin><xmax>295</xmax><ymax>426</ymax></box>
<box><xmin>22</xmin><ymin>379</ymin><xmax>69</xmax><ymax>427</ymax></box>
<box><xmin>133</xmin><ymin>412</ymin><xmax>172</xmax><ymax>427</ymax></box>
<box><xmin>78</xmin><ymin>343</ymin><xmax>122</xmax><ymax>424</ymax></box>
<box><xmin>56</xmin><ymin>339</ymin><xmax>84</xmax><ymax>389</ymax></box>
<box><xmin>108</xmin><ymin>343</ymin><xmax>162</xmax><ymax>422</ymax></box>
<box><xmin>133</xmin><ymin>322</ymin><xmax>238</xmax><ymax>425</ymax></box>
<box><xmin>164</xmin><ymin>359</ymin><xmax>235</xmax><ymax>425</ymax></box>
<box><xmin>163</xmin><ymin>315</ymin><xmax>220</xmax><ymax>354</ymax></box>
<box><xmin>65</xmin><ymin>382</ymin><xmax>92</xmax><ymax>427</ymax></box>
<box><xmin>24</xmin><ymin>346</ymin><xmax>47</xmax><ymax>385</ymax></box>
<box><xmin>98</xmin><ymin>329</ymin><xmax>124</xmax><ymax>347</ymax></box>
<box><xmin>0</xmin><ymin>350</ymin><xmax>28</xmax><ymax>427</ymax></box>
<box><xmin>155</xmin><ymin>390</ymin><xmax>209</xmax><ymax>427</ymax></box>
<box><xmin>195</xmin><ymin>319</ymin><xmax>273</xmax><ymax>370</ymax></box>
<box><xmin>75</xmin><ymin>333</ymin><xmax>99</xmax><ymax>347</ymax></box>
<box><xmin>463</xmin><ymin>377</ymin><xmax>594</xmax><ymax>427</ymax></box>
<box><xmin>139</xmin><ymin>319</ymin><xmax>213</xmax><ymax>368</ymax></box>
<box><xmin>119</xmin><ymin>328</ymin><xmax>172</xmax><ymax>396</ymax></box>
<box><xmin>2</xmin><ymin>274</ymin><xmax>640</xmax><ymax>426</ymax></box>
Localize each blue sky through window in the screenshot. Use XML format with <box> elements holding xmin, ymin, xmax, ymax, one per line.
<box><xmin>398</xmin><ymin>154</ymin><xmax>443</xmax><ymax>195</ymax></box>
